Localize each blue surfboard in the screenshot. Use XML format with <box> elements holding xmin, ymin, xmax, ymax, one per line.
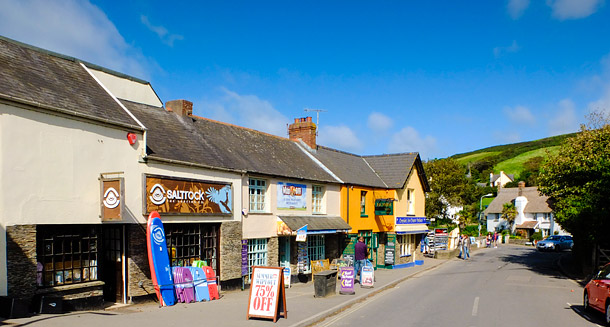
<box><xmin>188</xmin><ymin>267</ymin><xmax>210</xmax><ymax>302</ymax></box>
<box><xmin>146</xmin><ymin>212</ymin><xmax>176</xmax><ymax>306</ymax></box>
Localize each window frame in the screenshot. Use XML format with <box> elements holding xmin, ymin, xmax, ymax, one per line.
<box><xmin>247</xmin><ymin>238</ymin><xmax>268</xmax><ymax>278</ymax></box>
<box><xmin>249</xmin><ymin>178</ymin><xmax>268</xmax><ymax>213</ymax></box>
<box><xmin>305</xmin><ymin>234</ymin><xmax>325</xmax><ymax>273</ymax></box>
<box><xmin>312</xmin><ymin>185</ymin><xmax>324</xmax><ymax>214</ymax></box>
<box><xmin>165</xmin><ymin>223</ymin><xmax>219</xmax><ymax>274</ymax></box>
<box><xmin>360</xmin><ymin>191</ymin><xmax>368</xmax><ymax>217</ymax></box>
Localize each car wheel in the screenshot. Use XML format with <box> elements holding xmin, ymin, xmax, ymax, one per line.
<box><xmin>584</xmin><ymin>291</ymin><xmax>591</xmax><ymax>312</ymax></box>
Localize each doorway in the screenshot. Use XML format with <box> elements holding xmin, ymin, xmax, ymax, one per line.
<box><xmin>279</xmin><ymin>236</ymin><xmax>291</xmax><ymax>268</ymax></box>
<box><xmin>102</xmin><ymin>225</ymin><xmax>124</xmax><ymax>303</ymax></box>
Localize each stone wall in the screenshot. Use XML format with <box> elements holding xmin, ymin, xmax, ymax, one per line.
<box><xmin>267</xmin><ymin>236</ymin><xmax>279</xmax><ymax>267</ymax></box>
<box><xmin>6</xmin><ymin>225</ymin><xmax>37</xmax><ymax>299</ymax></box>
<box><xmin>127</xmin><ymin>224</ymin><xmax>154</xmax><ymax>298</ymax></box>
<box><xmin>220</xmin><ymin>221</ymin><xmax>243</xmax><ymax>281</ymax></box>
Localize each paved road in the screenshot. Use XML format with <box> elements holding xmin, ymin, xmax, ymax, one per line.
<box><xmin>314</xmin><ymin>246</ymin><xmax>605</xmax><ymax>327</ymax></box>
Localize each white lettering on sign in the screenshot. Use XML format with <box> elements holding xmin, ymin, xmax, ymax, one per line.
<box><xmin>103</xmin><ymin>187</ymin><xmax>120</xmax><ymax>209</ymax></box>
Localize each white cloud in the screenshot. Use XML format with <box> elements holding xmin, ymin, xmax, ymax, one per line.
<box><xmin>388</xmin><ymin>127</ymin><xmax>437</xmax><ymax>159</ymax></box>
<box><xmin>547</xmin><ymin>0</ymin><xmax>604</xmax><ymax>20</ymax></box>
<box><xmin>508</xmin><ymin>0</ymin><xmax>530</xmax><ymax>19</ymax></box>
<box><xmin>318</xmin><ymin>125</ymin><xmax>363</xmax><ymax>152</ymax></box>
<box><xmin>503</xmin><ymin>105</ymin><xmax>536</xmax><ymax>125</ymax></box>
<box><xmin>493</xmin><ymin>40</ymin><xmax>521</xmax><ymax>58</ymax></box>
<box><xmin>140</xmin><ymin>15</ymin><xmax>184</xmax><ymax>47</ymax></box>
<box><xmin>549</xmin><ymin>99</ymin><xmax>579</xmax><ymax>135</ymax></box>
<box><xmin>367</xmin><ymin>112</ymin><xmax>393</xmax><ymax>132</ymax></box>
<box><xmin>0</xmin><ymin>0</ymin><xmax>151</xmax><ymax>79</ymax></box>
<box><xmin>587</xmin><ymin>53</ymin><xmax>610</xmax><ymax>115</ymax></box>
<box><xmin>200</xmin><ymin>88</ymin><xmax>290</xmax><ymax>137</ymax></box>
<box><xmin>588</xmin><ymin>85</ymin><xmax>610</xmax><ymax>115</ymax></box>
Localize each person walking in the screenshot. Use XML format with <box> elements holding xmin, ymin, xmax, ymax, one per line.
<box><xmin>354</xmin><ymin>236</ymin><xmax>368</xmax><ymax>281</ymax></box>
<box><xmin>464</xmin><ymin>235</ymin><xmax>471</xmax><ymax>260</ymax></box>
<box><xmin>457</xmin><ymin>234</ymin><xmax>464</xmax><ymax>259</ymax></box>
<box><xmin>493</xmin><ymin>231</ymin><xmax>499</xmax><ymax>248</ymax></box>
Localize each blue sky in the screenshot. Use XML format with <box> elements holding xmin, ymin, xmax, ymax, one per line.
<box><xmin>1</xmin><ymin>0</ymin><xmax>609</xmax><ymax>159</ymax></box>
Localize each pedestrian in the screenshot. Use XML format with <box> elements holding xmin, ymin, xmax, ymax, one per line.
<box><xmin>457</xmin><ymin>234</ymin><xmax>464</xmax><ymax>259</ymax></box>
<box><xmin>493</xmin><ymin>231</ymin><xmax>499</xmax><ymax>248</ymax></box>
<box><xmin>354</xmin><ymin>236</ymin><xmax>368</xmax><ymax>281</ymax></box>
<box><xmin>486</xmin><ymin>233</ymin><xmax>491</xmax><ymax>248</ymax></box>
<box><xmin>423</xmin><ymin>233</ymin><xmax>430</xmax><ymax>254</ymax></box>
<box><xmin>464</xmin><ymin>235</ymin><xmax>471</xmax><ymax>260</ymax></box>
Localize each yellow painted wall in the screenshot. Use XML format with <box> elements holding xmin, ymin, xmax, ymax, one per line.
<box><xmin>395</xmin><ymin>166</ymin><xmax>427</xmax><ymax>217</ymax></box>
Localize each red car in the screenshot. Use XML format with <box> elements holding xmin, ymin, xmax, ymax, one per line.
<box><xmin>584</xmin><ymin>263</ymin><xmax>610</xmax><ymax>325</ymax></box>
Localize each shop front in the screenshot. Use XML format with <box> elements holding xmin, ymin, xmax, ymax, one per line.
<box><xmin>392</xmin><ymin>217</ymin><xmax>429</xmax><ymax>268</ymax></box>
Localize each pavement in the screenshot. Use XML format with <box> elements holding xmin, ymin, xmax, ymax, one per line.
<box><xmin>1</xmin><ymin>257</ymin><xmax>448</xmax><ymax>327</ymax></box>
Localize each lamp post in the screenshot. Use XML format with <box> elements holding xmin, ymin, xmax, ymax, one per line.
<box><xmin>479</xmin><ymin>193</ymin><xmax>494</xmax><ymax>236</ymax></box>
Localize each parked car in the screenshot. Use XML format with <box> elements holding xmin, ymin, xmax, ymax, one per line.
<box><xmin>535</xmin><ymin>235</ymin><xmax>573</xmax><ymax>251</ymax></box>
<box><xmin>584</xmin><ymin>263</ymin><xmax>610</xmax><ymax>326</ymax></box>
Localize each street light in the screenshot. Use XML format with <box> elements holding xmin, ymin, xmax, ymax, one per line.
<box><xmin>478</xmin><ymin>193</ymin><xmax>494</xmax><ymax>236</ymax></box>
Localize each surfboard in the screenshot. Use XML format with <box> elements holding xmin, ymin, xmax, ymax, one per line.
<box><xmin>188</xmin><ymin>267</ymin><xmax>210</xmax><ymax>302</ymax></box>
<box><xmin>146</xmin><ymin>211</ymin><xmax>176</xmax><ymax>306</ymax></box>
<box><xmin>202</xmin><ymin>266</ymin><xmax>219</xmax><ymax>300</ymax></box>
<box><xmin>172</xmin><ymin>267</ymin><xmax>195</xmax><ymax>303</ymax></box>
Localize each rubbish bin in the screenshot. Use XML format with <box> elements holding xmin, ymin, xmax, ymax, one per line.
<box><xmin>314</xmin><ymin>270</ymin><xmax>337</xmax><ymax>298</ymax></box>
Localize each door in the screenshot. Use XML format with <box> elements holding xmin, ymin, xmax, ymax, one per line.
<box><xmin>279</xmin><ymin>237</ymin><xmax>291</xmax><ymax>268</ymax></box>
<box><xmin>102</xmin><ymin>225</ymin><xmax>124</xmax><ymax>303</ymax></box>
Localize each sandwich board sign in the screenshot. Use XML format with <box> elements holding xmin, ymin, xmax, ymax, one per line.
<box><xmin>247</xmin><ymin>267</ymin><xmax>287</xmax><ymax>322</ymax></box>
<box><xmin>360</xmin><ymin>266</ymin><xmax>374</xmax><ymax>288</ymax></box>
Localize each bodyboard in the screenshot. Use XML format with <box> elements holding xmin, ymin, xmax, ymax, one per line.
<box><xmin>202</xmin><ymin>266</ymin><xmax>219</xmax><ymax>300</ymax></box>
<box><xmin>146</xmin><ymin>212</ymin><xmax>176</xmax><ymax>306</ymax></box>
<box><xmin>188</xmin><ymin>267</ymin><xmax>210</xmax><ymax>302</ymax></box>
<box><xmin>172</xmin><ymin>267</ymin><xmax>195</xmax><ymax>303</ymax></box>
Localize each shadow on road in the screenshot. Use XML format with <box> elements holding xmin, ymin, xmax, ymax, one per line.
<box><xmin>496</xmin><ymin>246</ymin><xmax>582</xmax><ymax>282</ymax></box>
<box><xmin>569</xmin><ymin>303</ymin><xmax>606</xmax><ymax>326</ymax></box>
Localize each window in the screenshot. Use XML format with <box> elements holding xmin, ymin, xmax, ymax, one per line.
<box><xmin>249</xmin><ymin>178</ymin><xmax>267</xmax><ymax>212</ymax></box>
<box><xmin>37</xmin><ymin>225</ymin><xmax>99</xmax><ymax>287</ymax></box>
<box><xmin>165</xmin><ymin>223</ymin><xmax>218</xmax><ymax>274</ymax></box>
<box><xmin>305</xmin><ymin>235</ymin><xmax>325</xmax><ymax>272</ymax></box>
<box><xmin>398</xmin><ymin>234</ymin><xmax>415</xmax><ymax>256</ymax></box>
<box><xmin>360</xmin><ymin>191</ymin><xmax>367</xmax><ymax>216</ymax></box>
<box><xmin>312</xmin><ymin>185</ymin><xmax>324</xmax><ymax>214</ymax></box>
<box><xmin>407</xmin><ymin>189</ymin><xmax>415</xmax><ymax>215</ymax></box>
<box><xmin>247</xmin><ymin>238</ymin><xmax>268</xmax><ymax>278</ymax></box>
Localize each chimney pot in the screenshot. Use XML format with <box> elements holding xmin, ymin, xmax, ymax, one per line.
<box><xmin>288</xmin><ymin>116</ymin><xmax>317</xmax><ymax>149</ymax></box>
<box><xmin>166</xmin><ymin>100</ymin><xmax>193</xmax><ymax>117</ymax></box>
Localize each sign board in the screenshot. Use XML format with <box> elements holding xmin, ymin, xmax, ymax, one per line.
<box><xmin>339</xmin><ymin>267</ymin><xmax>355</xmax><ymax>295</ymax></box>
<box><xmin>396</xmin><ymin>217</ymin><xmax>429</xmax><ymax>224</ymax></box>
<box><xmin>360</xmin><ymin>266</ymin><xmax>374</xmax><ymax>288</ymax></box>
<box><xmin>101</xmin><ymin>177</ymin><xmax>124</xmax><ymax>221</ymax></box>
<box><xmin>277</xmin><ymin>182</ymin><xmax>306</xmax><ymax>210</ymax></box>
<box><xmin>384</xmin><ymin>234</ymin><xmax>396</xmax><ymax>265</ymax></box>
<box><xmin>283</xmin><ymin>267</ymin><xmax>291</xmax><ymax>288</ymax></box>
<box><xmin>144</xmin><ymin>174</ymin><xmax>232</xmax><ymax>215</ymax></box>
<box><xmin>246</xmin><ymin>267</ymin><xmax>287</xmax><ymax>322</ymax></box>
<box><xmin>296</xmin><ymin>225</ymin><xmax>307</xmax><ymax>242</ymax></box>
<box><xmin>297</xmin><ymin>242</ymin><xmax>308</xmax><ymax>273</ymax></box>
<box><xmin>241</xmin><ymin>240</ymin><xmax>248</xmax><ymax>276</ymax></box>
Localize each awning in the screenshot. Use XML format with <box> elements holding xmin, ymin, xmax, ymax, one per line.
<box><xmin>516</xmin><ymin>221</ymin><xmax>539</xmax><ymax>229</ymax></box>
<box><xmin>395</xmin><ymin>224</ymin><xmax>429</xmax><ymax>235</ymax></box>
<box><xmin>277</xmin><ymin>215</ymin><xmax>352</xmax><ymax>235</ymax></box>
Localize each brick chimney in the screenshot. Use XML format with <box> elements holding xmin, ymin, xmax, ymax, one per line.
<box><xmin>166</xmin><ymin>100</ymin><xmax>193</xmax><ymax>117</ymax></box>
<box><xmin>518</xmin><ymin>181</ymin><xmax>525</xmax><ymax>196</ymax></box>
<box><xmin>288</xmin><ymin>117</ymin><xmax>317</xmax><ymax>149</ymax></box>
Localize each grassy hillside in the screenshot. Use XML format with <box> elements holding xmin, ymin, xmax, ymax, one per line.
<box><xmin>494</xmin><ymin>146</ymin><xmax>560</xmax><ymax>176</ymax></box>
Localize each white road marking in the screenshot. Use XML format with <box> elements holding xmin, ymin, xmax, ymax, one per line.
<box><xmin>472</xmin><ymin>297</ymin><xmax>479</xmax><ymax>316</ymax></box>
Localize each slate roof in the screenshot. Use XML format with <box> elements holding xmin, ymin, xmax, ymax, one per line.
<box><xmin>313</xmin><ymin>146</ymin><xmax>429</xmax><ymax>190</ymax></box>
<box><xmin>122</xmin><ymin>100</ymin><xmax>339</xmax><ymax>182</ymax></box>
<box><xmin>314</xmin><ymin>147</ymin><xmax>387</xmax><ymax>187</ymax></box>
<box><xmin>0</xmin><ymin>36</ymin><xmax>141</xmax><ymax>130</ymax></box>
<box><xmin>484</xmin><ymin>186</ymin><xmax>552</xmax><ymax>214</ymax></box>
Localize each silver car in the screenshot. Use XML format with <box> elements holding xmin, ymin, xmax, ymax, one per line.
<box><xmin>536</xmin><ymin>235</ymin><xmax>573</xmax><ymax>251</ymax></box>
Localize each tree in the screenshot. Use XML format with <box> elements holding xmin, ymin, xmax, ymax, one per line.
<box><xmin>538</xmin><ymin>111</ymin><xmax>610</xmax><ymax>247</ymax></box>
<box><xmin>424</xmin><ymin>158</ymin><xmax>472</xmax><ymax>223</ymax></box>
<box><xmin>501</xmin><ymin>202</ymin><xmax>517</xmax><ymax>232</ymax></box>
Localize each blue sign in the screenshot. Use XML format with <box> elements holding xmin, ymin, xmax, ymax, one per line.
<box><xmin>277</xmin><ymin>182</ymin><xmax>307</xmax><ymax>210</ymax></box>
<box><xmin>396</xmin><ymin>217</ymin><xmax>428</xmax><ymax>225</ymax></box>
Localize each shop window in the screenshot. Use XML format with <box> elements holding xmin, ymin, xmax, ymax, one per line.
<box><xmin>247</xmin><ymin>238</ymin><xmax>268</xmax><ymax>278</ymax></box>
<box><xmin>37</xmin><ymin>225</ymin><xmax>99</xmax><ymax>287</ymax></box>
<box><xmin>360</xmin><ymin>191</ymin><xmax>367</xmax><ymax>217</ymax></box>
<box><xmin>305</xmin><ymin>235</ymin><xmax>325</xmax><ymax>272</ymax></box>
<box><xmin>398</xmin><ymin>234</ymin><xmax>415</xmax><ymax>256</ymax></box>
<box><xmin>249</xmin><ymin>178</ymin><xmax>267</xmax><ymax>212</ymax></box>
<box><xmin>165</xmin><ymin>223</ymin><xmax>218</xmax><ymax>274</ymax></box>
<box><xmin>312</xmin><ymin>185</ymin><xmax>324</xmax><ymax>214</ymax></box>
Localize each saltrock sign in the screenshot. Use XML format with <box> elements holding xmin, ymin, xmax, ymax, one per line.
<box><xmin>144</xmin><ymin>174</ymin><xmax>232</xmax><ymax>215</ymax></box>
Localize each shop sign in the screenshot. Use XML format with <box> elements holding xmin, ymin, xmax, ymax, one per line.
<box><xmin>242</xmin><ymin>240</ymin><xmax>248</xmax><ymax>276</ymax></box>
<box><xmin>296</xmin><ymin>225</ymin><xmax>307</xmax><ymax>242</ymax></box>
<box><xmin>297</xmin><ymin>242</ymin><xmax>308</xmax><ymax>273</ymax></box>
<box><xmin>144</xmin><ymin>174</ymin><xmax>232</xmax><ymax>215</ymax></box>
<box><xmin>361</xmin><ymin>266</ymin><xmax>374</xmax><ymax>288</ymax></box>
<box><xmin>396</xmin><ymin>217</ymin><xmax>428</xmax><ymax>224</ymax></box>
<box><xmin>283</xmin><ymin>267</ymin><xmax>291</xmax><ymax>288</ymax></box>
<box><xmin>339</xmin><ymin>267</ymin><xmax>355</xmax><ymax>295</ymax></box>
<box><xmin>277</xmin><ymin>182</ymin><xmax>306</xmax><ymax>210</ymax></box>
<box><xmin>384</xmin><ymin>234</ymin><xmax>396</xmax><ymax>265</ymax></box>
<box><xmin>374</xmin><ymin>199</ymin><xmax>394</xmax><ymax>215</ymax></box>
<box><xmin>101</xmin><ymin>177</ymin><xmax>124</xmax><ymax>221</ymax></box>
<box><xmin>246</xmin><ymin>267</ymin><xmax>287</xmax><ymax>322</ymax></box>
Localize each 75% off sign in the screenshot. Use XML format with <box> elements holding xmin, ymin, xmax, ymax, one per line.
<box><xmin>247</xmin><ymin>267</ymin><xmax>287</xmax><ymax>322</ymax></box>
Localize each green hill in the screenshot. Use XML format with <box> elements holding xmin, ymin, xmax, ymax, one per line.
<box><xmin>450</xmin><ymin>133</ymin><xmax>577</xmax><ymax>183</ymax></box>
